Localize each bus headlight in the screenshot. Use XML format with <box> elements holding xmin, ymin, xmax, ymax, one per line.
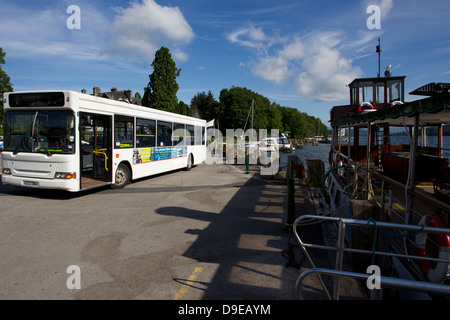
<box><xmin>2</xmin><ymin>168</ymin><xmax>11</xmax><ymax>175</ymax></box>
<box><xmin>55</xmin><ymin>172</ymin><xmax>76</xmax><ymax>179</ymax></box>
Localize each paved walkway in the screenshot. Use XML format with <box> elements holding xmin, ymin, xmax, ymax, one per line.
<box><xmin>0</xmin><ymin>161</ymin><xmax>366</xmax><ymax>300</ymax></box>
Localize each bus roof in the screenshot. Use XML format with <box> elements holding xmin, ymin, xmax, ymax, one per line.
<box><xmin>4</xmin><ymin>90</ymin><xmax>207</xmax><ymax>124</ymax></box>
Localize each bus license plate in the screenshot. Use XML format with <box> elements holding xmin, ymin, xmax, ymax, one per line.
<box><xmin>23</xmin><ymin>181</ymin><xmax>39</xmax><ymax>187</ymax></box>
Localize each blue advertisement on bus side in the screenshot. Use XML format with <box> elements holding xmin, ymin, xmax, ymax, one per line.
<box><xmin>133</xmin><ymin>146</ymin><xmax>187</xmax><ymax>164</ymax></box>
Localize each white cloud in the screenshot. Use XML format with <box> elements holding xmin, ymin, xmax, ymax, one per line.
<box><xmin>1</xmin><ymin>0</ymin><xmax>193</xmax><ymax>64</ymax></box>
<box><xmin>279</xmin><ymin>37</ymin><xmax>304</xmax><ymax>61</ymax></box>
<box><xmin>303</xmin><ymin>30</ymin><xmax>346</xmax><ymax>52</ymax></box>
<box><xmin>224</xmin><ymin>1</ymin><xmax>405</xmax><ymax>102</ymax></box>
<box><xmin>295</xmin><ymin>46</ymin><xmax>362</xmax><ymax>102</ymax></box>
<box><xmin>226</xmin><ymin>24</ymin><xmax>274</xmax><ymax>49</ymax></box>
<box><xmin>248</xmin><ymin>37</ymin><xmax>304</xmax><ymax>84</ymax></box>
<box><xmin>172</xmin><ymin>49</ymin><xmax>189</xmax><ymax>62</ymax></box>
<box><xmin>250</xmin><ymin>55</ymin><xmax>292</xmax><ymax>84</ymax></box>
<box><xmin>0</xmin><ymin>2</ymin><xmax>106</xmax><ymax>61</ymax></box>
<box><xmin>339</xmin><ymin>30</ymin><xmax>382</xmax><ymax>52</ymax></box>
<box><xmin>230</xmin><ymin>26</ymin><xmax>362</xmax><ymax>102</ymax></box>
<box><xmin>104</xmin><ymin>0</ymin><xmax>194</xmax><ymax>62</ymax></box>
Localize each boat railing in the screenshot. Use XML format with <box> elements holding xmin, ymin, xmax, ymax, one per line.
<box><xmin>293</xmin><ymin>215</ymin><xmax>450</xmax><ymax>300</ymax></box>
<box><xmin>331</xmin><ymin>149</ymin><xmax>450</xmax><ymax>217</ymax></box>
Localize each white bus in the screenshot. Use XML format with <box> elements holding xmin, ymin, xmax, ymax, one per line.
<box><xmin>1</xmin><ymin>91</ymin><xmax>206</xmax><ymax>192</ymax></box>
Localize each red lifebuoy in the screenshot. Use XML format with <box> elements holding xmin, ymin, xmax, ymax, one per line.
<box><xmin>358</xmin><ymin>102</ymin><xmax>373</xmax><ymax>113</ymax></box>
<box><xmin>415</xmin><ymin>214</ymin><xmax>450</xmax><ymax>283</ymax></box>
<box><xmin>389</xmin><ymin>101</ymin><xmax>404</xmax><ymax>108</ymax></box>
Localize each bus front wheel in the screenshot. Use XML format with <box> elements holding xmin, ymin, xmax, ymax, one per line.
<box><xmin>112</xmin><ymin>164</ymin><xmax>131</xmax><ymax>188</ymax></box>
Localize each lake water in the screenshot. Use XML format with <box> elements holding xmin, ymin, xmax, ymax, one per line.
<box><xmin>279</xmin><ymin>143</ymin><xmax>332</xmax><ymax>172</ymax></box>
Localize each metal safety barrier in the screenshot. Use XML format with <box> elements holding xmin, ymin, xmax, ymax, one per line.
<box><xmin>296</xmin><ymin>268</ymin><xmax>450</xmax><ymax>300</ymax></box>
<box><xmin>293</xmin><ymin>215</ymin><xmax>450</xmax><ymax>300</ymax></box>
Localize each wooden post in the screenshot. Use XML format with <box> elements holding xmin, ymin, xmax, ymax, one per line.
<box><xmin>286</xmin><ymin>177</ymin><xmax>295</xmax><ymax>231</ymax></box>
<box><xmin>348</xmin><ymin>200</ymin><xmax>379</xmax><ymax>273</ymax></box>
<box><xmin>287</xmin><ymin>155</ymin><xmax>300</xmax><ymax>179</ymax></box>
<box><xmin>306</xmin><ymin>159</ymin><xmax>325</xmax><ymax>188</ymax></box>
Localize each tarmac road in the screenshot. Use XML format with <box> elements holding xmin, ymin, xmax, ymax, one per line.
<box><xmin>0</xmin><ymin>163</ymin><xmax>319</xmax><ymax>300</ymax></box>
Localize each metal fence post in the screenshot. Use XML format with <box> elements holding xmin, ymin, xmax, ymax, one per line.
<box><xmin>333</xmin><ymin>219</ymin><xmax>346</xmax><ymax>300</ymax></box>
<box><xmin>245</xmin><ymin>147</ymin><xmax>249</xmax><ymax>174</ymax></box>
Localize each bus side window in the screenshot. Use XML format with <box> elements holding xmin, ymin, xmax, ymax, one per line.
<box><xmin>173</xmin><ymin>123</ymin><xmax>185</xmax><ymax>146</ymax></box>
<box><xmin>157</xmin><ymin>121</ymin><xmax>172</xmax><ymax>147</ymax></box>
<box><xmin>186</xmin><ymin>125</ymin><xmax>194</xmax><ymax>146</ymax></box>
<box><xmin>115</xmin><ymin>115</ymin><xmax>134</xmax><ymax>148</ymax></box>
<box><xmin>136</xmin><ymin>118</ymin><xmax>156</xmax><ymax>148</ymax></box>
<box><xmin>194</xmin><ymin>126</ymin><xmax>202</xmax><ymax>145</ymax></box>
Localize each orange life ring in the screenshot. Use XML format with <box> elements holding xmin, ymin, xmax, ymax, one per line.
<box><xmin>415</xmin><ymin>214</ymin><xmax>450</xmax><ymax>283</ymax></box>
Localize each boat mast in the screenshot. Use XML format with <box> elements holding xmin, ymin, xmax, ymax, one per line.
<box><xmin>376</xmin><ymin>37</ymin><xmax>381</xmax><ymax>78</ymax></box>
<box><xmin>251</xmin><ymin>99</ymin><xmax>254</xmax><ymax>140</ymax></box>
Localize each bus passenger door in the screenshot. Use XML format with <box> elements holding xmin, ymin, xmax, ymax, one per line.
<box><xmin>80</xmin><ymin>113</ymin><xmax>112</xmax><ymax>188</ymax></box>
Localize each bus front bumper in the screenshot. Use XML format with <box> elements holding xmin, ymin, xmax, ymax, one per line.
<box><xmin>1</xmin><ymin>175</ymin><xmax>80</xmax><ymax>192</ymax></box>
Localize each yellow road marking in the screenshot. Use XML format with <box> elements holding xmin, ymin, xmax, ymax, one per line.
<box><xmin>173</xmin><ymin>267</ymin><xmax>203</xmax><ymax>300</ymax></box>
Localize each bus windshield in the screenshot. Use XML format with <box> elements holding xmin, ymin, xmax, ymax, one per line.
<box><xmin>4</xmin><ymin>110</ymin><xmax>76</xmax><ymax>155</ymax></box>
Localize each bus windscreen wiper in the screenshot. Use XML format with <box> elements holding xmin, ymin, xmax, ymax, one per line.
<box><xmin>43</xmin><ymin>148</ymin><xmax>52</xmax><ymax>157</ymax></box>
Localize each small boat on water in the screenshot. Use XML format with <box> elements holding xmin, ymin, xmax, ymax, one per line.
<box><xmin>296</xmin><ymin>73</ymin><xmax>450</xmax><ymax>300</ymax></box>
<box><xmin>278</xmin><ymin>134</ymin><xmax>295</xmax><ymax>152</ymax></box>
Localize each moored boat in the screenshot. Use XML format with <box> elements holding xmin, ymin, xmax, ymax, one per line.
<box><xmin>299</xmin><ymin>74</ymin><xmax>450</xmax><ymax>299</ymax></box>
<box><xmin>278</xmin><ymin>133</ymin><xmax>294</xmax><ymax>152</ymax></box>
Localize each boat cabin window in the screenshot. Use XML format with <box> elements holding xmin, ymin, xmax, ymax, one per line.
<box><xmin>359</xmin><ymin>82</ymin><xmax>374</xmax><ymax>105</ymax></box>
<box><xmin>349</xmin><ymin>77</ymin><xmax>405</xmax><ymax>107</ymax></box>
<box><xmin>375</xmin><ymin>82</ymin><xmax>385</xmax><ymax>104</ymax></box>
<box><xmin>387</xmin><ymin>79</ymin><xmax>402</xmax><ymax>103</ymax></box>
<box><xmin>350</xmin><ymin>84</ymin><xmax>358</xmax><ymax>105</ymax></box>
<box><xmin>359</xmin><ymin>128</ymin><xmax>368</xmax><ymax>146</ymax></box>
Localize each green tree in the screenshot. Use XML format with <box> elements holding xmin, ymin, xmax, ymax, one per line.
<box><xmin>142</xmin><ymin>47</ymin><xmax>180</xmax><ymax>113</ymax></box>
<box><xmin>218</xmin><ymin>87</ymin><xmax>255</xmax><ymax>131</ymax></box>
<box><xmin>190</xmin><ymin>90</ymin><xmax>219</xmax><ymax>121</ymax></box>
<box><xmin>267</xmin><ymin>103</ymin><xmax>284</xmax><ymax>132</ymax></box>
<box><xmin>217</xmin><ymin>86</ymin><xmax>285</xmax><ymax>134</ymax></box>
<box><xmin>0</xmin><ymin>48</ymin><xmax>14</xmax><ymax>132</ymax></box>
<box><xmin>176</xmin><ymin>100</ymin><xmax>192</xmax><ymax>116</ymax></box>
<box><xmin>275</xmin><ymin>106</ymin><xmax>327</xmax><ymax>139</ymax></box>
<box><xmin>189</xmin><ymin>85</ymin><xmax>325</xmax><ymax>139</ymax></box>
<box><xmin>278</xmin><ymin>107</ymin><xmax>302</xmax><ymax>138</ymax></box>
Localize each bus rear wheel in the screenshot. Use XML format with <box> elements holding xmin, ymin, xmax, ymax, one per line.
<box><xmin>112</xmin><ymin>163</ymin><xmax>131</xmax><ymax>188</ymax></box>
<box><xmin>185</xmin><ymin>154</ymin><xmax>193</xmax><ymax>171</ymax></box>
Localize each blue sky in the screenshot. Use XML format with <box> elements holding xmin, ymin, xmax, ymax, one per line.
<box><xmin>1</xmin><ymin>0</ymin><xmax>449</xmax><ymax>126</ymax></box>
